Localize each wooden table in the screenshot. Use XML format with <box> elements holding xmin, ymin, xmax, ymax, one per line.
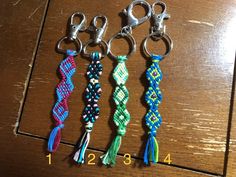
<box><xmin>0</xmin><ymin>0</ymin><xmax>235</xmax><ymax>176</ymax></box>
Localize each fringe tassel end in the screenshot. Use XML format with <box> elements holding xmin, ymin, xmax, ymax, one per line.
<box><xmin>144</xmin><ymin>132</ymin><xmax>159</xmax><ymax>165</ymax></box>
<box><xmin>100</xmin><ymin>135</ymin><xmax>122</xmax><ymax>166</ymax></box>
<box><xmin>73</xmin><ymin>131</ymin><xmax>90</xmax><ymax>164</ymax></box>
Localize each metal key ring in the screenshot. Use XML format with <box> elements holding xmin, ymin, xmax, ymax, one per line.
<box><xmin>143</xmin><ymin>33</ymin><xmax>173</xmax><ymax>58</ymax></box>
<box><xmin>108</xmin><ymin>32</ymin><xmax>136</xmax><ymax>59</ymax></box>
<box><xmin>82</xmin><ymin>39</ymin><xmax>109</xmax><ymax>59</ymax></box>
<box><xmin>56</xmin><ymin>12</ymin><xmax>86</xmax><ymax>55</ymax></box>
<box><xmin>56</xmin><ymin>36</ymin><xmax>83</xmax><ymax>55</ymax></box>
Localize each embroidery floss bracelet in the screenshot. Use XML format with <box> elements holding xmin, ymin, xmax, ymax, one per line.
<box><xmin>73</xmin><ymin>15</ymin><xmax>108</xmax><ymax>164</ymax></box>
<box><xmin>47</xmin><ymin>12</ymin><xmax>86</xmax><ymax>153</ymax></box>
<box><xmin>143</xmin><ymin>54</ymin><xmax>163</xmax><ymax>164</ymax></box>
<box><xmin>73</xmin><ymin>52</ymin><xmax>103</xmax><ymax>163</ymax></box>
<box><xmin>48</xmin><ymin>50</ymin><xmax>77</xmax><ymax>152</ymax></box>
<box><xmin>100</xmin><ymin>55</ymin><xmax>130</xmax><ymax>166</ymax></box>
<box><xmin>142</xmin><ymin>1</ymin><xmax>173</xmax><ymax>165</ymax></box>
<box><xmin>101</xmin><ymin>0</ymin><xmax>152</xmax><ymax>166</ymax></box>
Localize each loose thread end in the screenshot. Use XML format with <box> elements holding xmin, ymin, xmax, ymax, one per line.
<box><xmin>48</xmin><ymin>124</ymin><xmax>64</xmax><ymax>152</ymax></box>
<box><xmin>100</xmin><ymin>135</ymin><xmax>122</xmax><ymax>166</ymax></box>
<box><xmin>143</xmin><ymin>132</ymin><xmax>159</xmax><ymax>165</ymax></box>
<box><xmin>73</xmin><ymin>131</ymin><xmax>90</xmax><ymax>164</ymax></box>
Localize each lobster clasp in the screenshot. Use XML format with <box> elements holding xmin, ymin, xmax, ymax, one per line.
<box><xmin>88</xmin><ymin>15</ymin><xmax>108</xmax><ymax>44</ymax></box>
<box><xmin>68</xmin><ymin>12</ymin><xmax>86</xmax><ymax>41</ymax></box>
<box><xmin>151</xmin><ymin>1</ymin><xmax>170</xmax><ymax>35</ymax></box>
<box><xmin>123</xmin><ymin>0</ymin><xmax>151</xmax><ymax>29</ymax></box>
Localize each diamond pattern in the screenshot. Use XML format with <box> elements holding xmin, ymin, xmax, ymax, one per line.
<box><xmin>145</xmin><ymin>110</ymin><xmax>162</xmax><ymax>130</ymax></box>
<box><xmin>112</xmin><ymin>58</ymin><xmax>130</xmax><ymax>130</ymax></box>
<box><xmin>113</xmin><ymin>85</ymin><xmax>129</xmax><ymax>105</ymax></box>
<box><xmin>145</xmin><ymin>55</ymin><xmax>163</xmax><ymax>131</ymax></box>
<box><xmin>146</xmin><ymin>63</ymin><xmax>162</xmax><ymax>84</ymax></box>
<box><xmin>145</xmin><ymin>87</ymin><xmax>162</xmax><ymax>107</ymax></box>
<box><xmin>114</xmin><ymin>106</ymin><xmax>130</xmax><ymax>127</ymax></box>
<box><xmin>113</xmin><ymin>62</ymin><xmax>128</xmax><ymax>85</ymax></box>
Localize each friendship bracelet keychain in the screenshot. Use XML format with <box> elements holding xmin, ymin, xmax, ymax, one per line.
<box><xmin>100</xmin><ymin>0</ymin><xmax>152</xmax><ymax>166</ymax></box>
<box><xmin>73</xmin><ymin>15</ymin><xmax>109</xmax><ymax>164</ymax></box>
<box><xmin>47</xmin><ymin>12</ymin><xmax>86</xmax><ymax>152</ymax></box>
<box><xmin>142</xmin><ymin>1</ymin><xmax>173</xmax><ymax>165</ymax></box>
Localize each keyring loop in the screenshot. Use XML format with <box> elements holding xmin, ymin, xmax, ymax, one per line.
<box><xmin>143</xmin><ymin>33</ymin><xmax>173</xmax><ymax>58</ymax></box>
<box><xmin>108</xmin><ymin>32</ymin><xmax>136</xmax><ymax>59</ymax></box>
<box><xmin>82</xmin><ymin>39</ymin><xmax>109</xmax><ymax>59</ymax></box>
<box><xmin>56</xmin><ymin>36</ymin><xmax>83</xmax><ymax>55</ymax></box>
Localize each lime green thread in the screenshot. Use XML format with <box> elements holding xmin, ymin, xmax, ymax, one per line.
<box><xmin>100</xmin><ymin>56</ymin><xmax>130</xmax><ymax>166</ymax></box>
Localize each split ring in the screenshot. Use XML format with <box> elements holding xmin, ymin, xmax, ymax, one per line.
<box><xmin>108</xmin><ymin>32</ymin><xmax>136</xmax><ymax>59</ymax></box>
<box><xmin>143</xmin><ymin>33</ymin><xmax>173</xmax><ymax>58</ymax></box>
<box><xmin>56</xmin><ymin>36</ymin><xmax>83</xmax><ymax>55</ymax></box>
<box><xmin>82</xmin><ymin>39</ymin><xmax>109</xmax><ymax>59</ymax></box>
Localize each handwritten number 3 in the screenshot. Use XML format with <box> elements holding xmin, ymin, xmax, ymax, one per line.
<box><xmin>123</xmin><ymin>153</ymin><xmax>132</xmax><ymax>165</ymax></box>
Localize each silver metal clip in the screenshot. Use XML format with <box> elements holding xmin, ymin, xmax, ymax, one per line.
<box><xmin>122</xmin><ymin>0</ymin><xmax>151</xmax><ymax>33</ymax></box>
<box><xmin>151</xmin><ymin>1</ymin><xmax>170</xmax><ymax>35</ymax></box>
<box><xmin>83</xmin><ymin>15</ymin><xmax>109</xmax><ymax>59</ymax></box>
<box><xmin>88</xmin><ymin>15</ymin><xmax>108</xmax><ymax>44</ymax></box>
<box><xmin>56</xmin><ymin>12</ymin><xmax>86</xmax><ymax>54</ymax></box>
<box><xmin>68</xmin><ymin>12</ymin><xmax>86</xmax><ymax>41</ymax></box>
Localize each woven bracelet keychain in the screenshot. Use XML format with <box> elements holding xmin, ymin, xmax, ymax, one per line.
<box><xmin>142</xmin><ymin>1</ymin><xmax>173</xmax><ymax>165</ymax></box>
<box><xmin>73</xmin><ymin>15</ymin><xmax>109</xmax><ymax>164</ymax></box>
<box><xmin>47</xmin><ymin>12</ymin><xmax>86</xmax><ymax>152</ymax></box>
<box><xmin>100</xmin><ymin>0</ymin><xmax>152</xmax><ymax>166</ymax></box>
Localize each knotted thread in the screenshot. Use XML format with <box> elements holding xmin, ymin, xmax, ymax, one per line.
<box><xmin>100</xmin><ymin>55</ymin><xmax>130</xmax><ymax>166</ymax></box>
<box><xmin>73</xmin><ymin>52</ymin><xmax>102</xmax><ymax>164</ymax></box>
<box><xmin>143</xmin><ymin>54</ymin><xmax>163</xmax><ymax>165</ymax></box>
<box><xmin>48</xmin><ymin>50</ymin><xmax>77</xmax><ymax>152</ymax></box>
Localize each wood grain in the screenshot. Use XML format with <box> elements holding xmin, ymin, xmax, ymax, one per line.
<box><xmin>0</xmin><ymin>0</ymin><xmax>47</xmax><ymax>135</ymax></box>
<box><xmin>18</xmin><ymin>0</ymin><xmax>236</xmax><ymax>175</ymax></box>
<box><xmin>1</xmin><ymin>134</ymin><xmax>219</xmax><ymax>177</ymax></box>
<box><xmin>0</xmin><ymin>0</ymin><xmax>235</xmax><ymax>176</ymax></box>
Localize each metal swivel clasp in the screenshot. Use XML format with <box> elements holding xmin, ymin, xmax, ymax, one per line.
<box><xmin>57</xmin><ymin>12</ymin><xmax>86</xmax><ymax>54</ymax></box>
<box><xmin>122</xmin><ymin>0</ymin><xmax>152</xmax><ymax>34</ymax></box>
<box><xmin>151</xmin><ymin>1</ymin><xmax>170</xmax><ymax>35</ymax></box>
<box><xmin>87</xmin><ymin>15</ymin><xmax>108</xmax><ymax>44</ymax></box>
<box><xmin>68</xmin><ymin>12</ymin><xmax>87</xmax><ymax>41</ymax></box>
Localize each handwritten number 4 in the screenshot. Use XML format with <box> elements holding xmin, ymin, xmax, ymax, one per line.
<box><xmin>164</xmin><ymin>153</ymin><xmax>172</xmax><ymax>164</ymax></box>
<box><xmin>46</xmin><ymin>153</ymin><xmax>171</xmax><ymax>165</ymax></box>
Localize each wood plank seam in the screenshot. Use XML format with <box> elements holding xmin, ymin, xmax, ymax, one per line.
<box><xmin>14</xmin><ymin>0</ymin><xmax>51</xmax><ymax>134</ymax></box>
<box><xmin>223</xmin><ymin>54</ymin><xmax>236</xmax><ymax>177</ymax></box>
<box><xmin>17</xmin><ymin>131</ymin><xmax>223</xmax><ymax>177</ymax></box>
<box><xmin>13</xmin><ymin>0</ymin><xmax>235</xmax><ymax>176</ymax></box>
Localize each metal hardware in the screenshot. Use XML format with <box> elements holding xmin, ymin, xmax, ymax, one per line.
<box><xmin>143</xmin><ymin>33</ymin><xmax>173</xmax><ymax>58</ymax></box>
<box><xmin>83</xmin><ymin>15</ymin><xmax>109</xmax><ymax>59</ymax></box>
<box><xmin>142</xmin><ymin>1</ymin><xmax>173</xmax><ymax>58</ymax></box>
<box><xmin>87</xmin><ymin>15</ymin><xmax>108</xmax><ymax>44</ymax></box>
<box><xmin>151</xmin><ymin>1</ymin><xmax>170</xmax><ymax>35</ymax></box>
<box><xmin>68</xmin><ymin>12</ymin><xmax>86</xmax><ymax>41</ymax></box>
<box><xmin>108</xmin><ymin>32</ymin><xmax>136</xmax><ymax>59</ymax></box>
<box><xmin>108</xmin><ymin>0</ymin><xmax>151</xmax><ymax>59</ymax></box>
<box><xmin>56</xmin><ymin>12</ymin><xmax>86</xmax><ymax>54</ymax></box>
<box><xmin>122</xmin><ymin>0</ymin><xmax>152</xmax><ymax>32</ymax></box>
